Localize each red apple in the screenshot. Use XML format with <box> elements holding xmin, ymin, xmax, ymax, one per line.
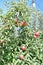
<box><xmin>35</xmin><ymin>32</ymin><xmax>40</xmax><ymax>36</ymax></box>
<box><xmin>34</xmin><ymin>31</ymin><xmax>40</xmax><ymax>38</ymax></box>
<box><xmin>20</xmin><ymin>22</ymin><xmax>27</xmax><ymax>26</ymax></box>
<box><xmin>22</xmin><ymin>46</ymin><xmax>26</xmax><ymax>51</ymax></box>
<box><xmin>19</xmin><ymin>55</ymin><xmax>24</xmax><ymax>60</ymax></box>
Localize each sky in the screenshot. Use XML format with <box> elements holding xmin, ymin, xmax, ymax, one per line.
<box><xmin>0</xmin><ymin>0</ymin><xmax>43</xmax><ymax>13</ymax></box>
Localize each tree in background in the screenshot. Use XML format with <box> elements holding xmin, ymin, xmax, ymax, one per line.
<box><xmin>0</xmin><ymin>0</ymin><xmax>43</xmax><ymax>65</ymax></box>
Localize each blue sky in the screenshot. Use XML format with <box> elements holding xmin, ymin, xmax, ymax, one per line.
<box><xmin>0</xmin><ymin>0</ymin><xmax>43</xmax><ymax>13</ymax></box>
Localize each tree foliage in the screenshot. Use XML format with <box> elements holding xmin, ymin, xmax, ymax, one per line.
<box><xmin>0</xmin><ymin>0</ymin><xmax>43</xmax><ymax>65</ymax></box>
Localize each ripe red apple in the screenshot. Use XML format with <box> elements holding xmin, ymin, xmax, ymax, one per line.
<box><xmin>19</xmin><ymin>55</ymin><xmax>24</xmax><ymax>60</ymax></box>
<box><xmin>34</xmin><ymin>31</ymin><xmax>40</xmax><ymax>38</ymax></box>
<box><xmin>35</xmin><ymin>32</ymin><xmax>40</xmax><ymax>36</ymax></box>
<box><xmin>20</xmin><ymin>22</ymin><xmax>27</xmax><ymax>26</ymax></box>
<box><xmin>22</xmin><ymin>45</ymin><xmax>26</xmax><ymax>51</ymax></box>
